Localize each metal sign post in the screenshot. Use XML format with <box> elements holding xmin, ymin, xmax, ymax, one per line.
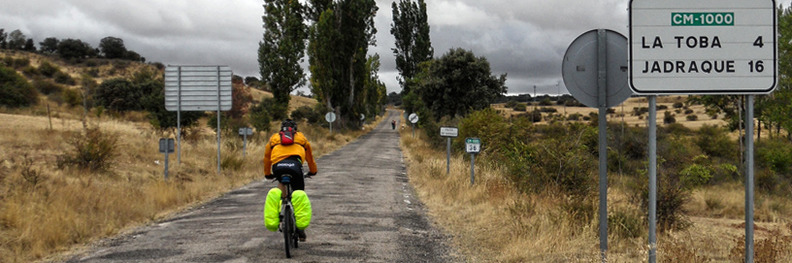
<box><xmin>159</xmin><ymin>138</ymin><xmax>175</xmax><ymax>180</ymax></box>
<box><xmin>440</xmin><ymin>127</ymin><xmax>459</xmax><ymax>174</ymax></box>
<box><xmin>164</xmin><ymin>65</ymin><xmax>232</xmax><ymax>174</ymax></box>
<box><xmin>563</xmin><ymin>29</ymin><xmax>630</xmax><ymax>262</ymax></box>
<box><xmin>408</xmin><ymin>113</ymin><xmax>419</xmax><ymax>138</ymax></box>
<box><xmin>648</xmin><ymin>96</ymin><xmax>658</xmax><ymax>262</ymax></box>
<box><xmin>745</xmin><ymin>95</ymin><xmax>755</xmax><ymax>262</ymax></box>
<box><xmin>325</xmin><ymin>112</ymin><xmax>337</xmax><ymax>134</ymax></box>
<box><xmin>238</xmin><ymin>127</ymin><xmax>253</xmax><ymax>157</ymax></box>
<box><xmin>465</xmin><ymin>138</ymin><xmax>481</xmax><ymax>185</ymax></box>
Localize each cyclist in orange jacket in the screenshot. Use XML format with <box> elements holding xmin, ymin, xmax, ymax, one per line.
<box><xmin>264</xmin><ymin>119</ymin><xmax>318</xmax><ymax>192</ymax></box>
<box><xmin>263</xmin><ymin>119</ymin><xmax>317</xmax><ymax>241</ymax></box>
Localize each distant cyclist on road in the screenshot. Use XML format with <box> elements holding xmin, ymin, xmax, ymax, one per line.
<box><xmin>263</xmin><ymin>119</ymin><xmax>318</xmax><ymax>241</ymax></box>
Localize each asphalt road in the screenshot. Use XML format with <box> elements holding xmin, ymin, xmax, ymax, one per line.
<box><xmin>60</xmin><ymin>110</ymin><xmax>458</xmax><ymax>263</ymax></box>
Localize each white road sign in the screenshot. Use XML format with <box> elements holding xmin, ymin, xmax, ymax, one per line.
<box><xmin>165</xmin><ymin>65</ymin><xmax>233</xmax><ymax>111</ymax></box>
<box><xmin>440</xmin><ymin>127</ymin><xmax>458</xmax><ymax>137</ymax></box>
<box><xmin>408</xmin><ymin>113</ymin><xmax>419</xmax><ymax>124</ymax></box>
<box><xmin>629</xmin><ymin>0</ymin><xmax>777</xmax><ymax>94</ymax></box>
<box><xmin>325</xmin><ymin>112</ymin><xmax>337</xmax><ymax>123</ymax></box>
<box><xmin>238</xmin><ymin>127</ymin><xmax>253</xmax><ymax>136</ymax></box>
<box><xmin>465</xmin><ymin>138</ymin><xmax>481</xmax><ymax>154</ymax></box>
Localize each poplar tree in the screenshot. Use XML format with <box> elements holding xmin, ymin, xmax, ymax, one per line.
<box><xmin>391</xmin><ymin>0</ymin><xmax>433</xmax><ymax>94</ymax></box>
<box><xmin>307</xmin><ymin>0</ymin><xmax>379</xmax><ymax>127</ymax></box>
<box><xmin>259</xmin><ymin>0</ymin><xmax>308</xmax><ymax>119</ymax></box>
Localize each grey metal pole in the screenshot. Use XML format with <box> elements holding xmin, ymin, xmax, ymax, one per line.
<box><xmin>745</xmin><ymin>95</ymin><xmax>755</xmax><ymax>263</ymax></box>
<box><xmin>177</xmin><ymin>66</ymin><xmax>182</xmax><ymax>164</ymax></box>
<box><xmin>447</xmin><ymin>137</ymin><xmax>451</xmax><ymax>174</ymax></box>
<box><xmin>412</xmin><ymin>124</ymin><xmax>415</xmax><ymax>138</ymax></box>
<box><xmin>596</xmin><ymin>29</ymin><xmax>609</xmax><ymax>262</ymax></box>
<box><xmin>164</xmin><ymin>151</ymin><xmax>169</xmax><ymax>180</ymax></box>
<box><xmin>330</xmin><ymin>122</ymin><xmax>333</xmax><ymax>135</ymax></box>
<box><xmin>648</xmin><ymin>96</ymin><xmax>657</xmax><ymax>263</ymax></box>
<box><xmin>470</xmin><ymin>153</ymin><xmax>475</xmax><ymax>185</ymax></box>
<box><xmin>217</xmin><ymin>66</ymin><xmax>221</xmax><ymax>175</ymax></box>
<box><xmin>243</xmin><ymin>133</ymin><xmax>247</xmax><ymax>158</ymax></box>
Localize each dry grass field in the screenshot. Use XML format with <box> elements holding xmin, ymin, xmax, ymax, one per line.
<box><xmin>397</xmin><ymin>112</ymin><xmax>792</xmax><ymax>262</ymax></box>
<box><xmin>0</xmin><ymin>94</ymin><xmax>382</xmax><ymax>262</ymax></box>
<box><xmin>493</xmin><ymin>95</ymin><xmax>728</xmax><ymax>130</ymax></box>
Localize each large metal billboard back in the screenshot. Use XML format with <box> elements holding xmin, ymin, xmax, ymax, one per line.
<box><xmin>629</xmin><ymin>0</ymin><xmax>777</xmax><ymax>95</ymax></box>
<box><xmin>165</xmin><ymin>65</ymin><xmax>232</xmax><ymax>111</ymax></box>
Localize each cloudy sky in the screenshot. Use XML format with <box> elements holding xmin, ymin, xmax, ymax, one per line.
<box><xmin>1</xmin><ymin>0</ymin><xmax>789</xmax><ymax>95</ymax></box>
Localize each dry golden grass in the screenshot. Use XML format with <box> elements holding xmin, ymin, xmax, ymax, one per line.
<box><xmin>398</xmin><ymin>114</ymin><xmax>792</xmax><ymax>262</ymax></box>
<box><xmin>494</xmin><ymin>96</ymin><xmax>728</xmax><ymax>130</ymax></box>
<box><xmin>0</xmin><ymin>99</ymin><xmax>383</xmax><ymax>262</ymax></box>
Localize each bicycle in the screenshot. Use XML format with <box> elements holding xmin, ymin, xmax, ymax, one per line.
<box><xmin>275</xmin><ymin>173</ymin><xmax>312</xmax><ymax>258</ymax></box>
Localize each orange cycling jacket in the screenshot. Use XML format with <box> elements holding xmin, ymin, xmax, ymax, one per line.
<box><xmin>263</xmin><ymin>131</ymin><xmax>318</xmax><ymax>176</ymax></box>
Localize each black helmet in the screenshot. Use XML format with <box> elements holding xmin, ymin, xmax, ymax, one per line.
<box><xmin>281</xmin><ymin>119</ymin><xmax>297</xmax><ymax>131</ymax></box>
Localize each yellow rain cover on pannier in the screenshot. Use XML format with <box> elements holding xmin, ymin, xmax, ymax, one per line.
<box><xmin>291</xmin><ymin>190</ymin><xmax>312</xmax><ymax>230</ymax></box>
<box><xmin>263</xmin><ymin>188</ymin><xmax>282</xmax><ymax>232</ymax></box>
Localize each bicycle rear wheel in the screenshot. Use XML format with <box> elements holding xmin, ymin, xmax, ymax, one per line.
<box><xmin>283</xmin><ymin>205</ymin><xmax>294</xmax><ymax>258</ymax></box>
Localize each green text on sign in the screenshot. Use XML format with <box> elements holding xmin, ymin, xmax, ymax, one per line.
<box><xmin>466</xmin><ymin>138</ymin><xmax>480</xmax><ymax>144</ymax></box>
<box><xmin>671</xmin><ymin>12</ymin><xmax>734</xmax><ymax>26</ymax></box>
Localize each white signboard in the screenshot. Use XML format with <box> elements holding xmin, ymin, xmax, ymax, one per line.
<box><xmin>440</xmin><ymin>127</ymin><xmax>458</xmax><ymax>137</ymax></box>
<box><xmin>238</xmin><ymin>127</ymin><xmax>253</xmax><ymax>136</ymax></box>
<box><xmin>465</xmin><ymin>138</ymin><xmax>481</xmax><ymax>154</ymax></box>
<box><xmin>325</xmin><ymin>112</ymin><xmax>337</xmax><ymax>123</ymax></box>
<box><xmin>629</xmin><ymin>0</ymin><xmax>777</xmax><ymax>94</ymax></box>
<box><xmin>165</xmin><ymin>65</ymin><xmax>233</xmax><ymax>111</ymax></box>
<box><xmin>408</xmin><ymin>113</ymin><xmax>419</xmax><ymax>124</ymax></box>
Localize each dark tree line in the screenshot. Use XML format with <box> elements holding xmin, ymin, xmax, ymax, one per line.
<box><xmin>0</xmin><ymin>28</ymin><xmax>145</xmax><ymax>62</ymax></box>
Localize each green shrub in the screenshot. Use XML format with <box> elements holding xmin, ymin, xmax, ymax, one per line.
<box><xmin>680</xmin><ymin>163</ymin><xmax>712</xmax><ymax>189</ymax></box>
<box><xmin>33</xmin><ymin>79</ymin><xmax>64</xmax><ymax>95</ymax></box>
<box><xmin>22</xmin><ymin>65</ymin><xmax>40</xmax><ymax>77</ymax></box>
<box><xmin>54</xmin><ymin>71</ymin><xmax>76</xmax><ymax>85</ymax></box>
<box><xmin>684</xmin><ymin>109</ymin><xmax>694</xmax><ymax>114</ymax></box>
<box><xmin>10</xmin><ymin>57</ymin><xmax>30</xmax><ymax>69</ymax></box>
<box><xmin>609</xmin><ymin>208</ymin><xmax>644</xmax><ymax>239</ymax></box>
<box><xmin>505</xmin><ymin>100</ymin><xmax>519</xmax><ymax>108</ymax></box>
<box><xmin>757</xmin><ymin>139</ymin><xmax>792</xmax><ymax>175</ymax></box>
<box><xmin>539</xmin><ymin>107</ymin><xmax>557</xmax><ymax>113</ymax></box>
<box><xmin>673</xmin><ymin>102</ymin><xmax>684</xmax><ymax>108</ymax></box>
<box><xmin>291</xmin><ymin>105</ymin><xmax>320</xmax><ymax>123</ymax></box>
<box><xmin>686</xmin><ymin>114</ymin><xmax>698</xmax><ymax>121</ymax></box>
<box><xmin>61</xmin><ymin>88</ymin><xmax>82</xmax><ymax>107</ymax></box>
<box><xmin>94</xmin><ymin>78</ymin><xmax>140</xmax><ymax>111</ymax></box>
<box><xmin>630</xmin><ymin>170</ymin><xmax>691</xmax><ymax>232</ymax></box>
<box><xmin>57</xmin><ymin>127</ymin><xmax>117</xmax><ymax>171</ymax></box>
<box><xmin>567</xmin><ymin>113</ymin><xmax>582</xmax><ymax>121</ymax></box>
<box><xmin>696</xmin><ymin>125</ymin><xmax>736</xmax><ymax>159</ymax></box>
<box><xmin>663</xmin><ymin>111</ymin><xmax>676</xmax><ymax>124</ymax></box>
<box><xmin>0</xmin><ymin>65</ymin><xmax>38</xmax><ymax>107</ymax></box>
<box><xmin>456</xmin><ymin>107</ymin><xmax>509</xmax><ymax>156</ymax></box>
<box><xmin>38</xmin><ymin>61</ymin><xmax>59</xmax><ymax>77</ymax></box>
<box><xmin>513</xmin><ymin>103</ymin><xmax>526</xmax><ymax>112</ymax></box>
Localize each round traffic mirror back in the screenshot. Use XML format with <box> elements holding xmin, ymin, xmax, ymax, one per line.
<box><xmin>562</xmin><ymin>29</ymin><xmax>632</xmax><ymax>108</ymax></box>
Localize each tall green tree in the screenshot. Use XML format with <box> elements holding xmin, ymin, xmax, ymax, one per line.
<box><xmin>762</xmin><ymin>4</ymin><xmax>792</xmax><ymax>139</ymax></box>
<box><xmin>39</xmin><ymin>37</ymin><xmax>59</xmax><ymax>54</ymax></box>
<box><xmin>57</xmin><ymin>39</ymin><xmax>95</xmax><ymax>60</ymax></box>
<box><xmin>99</xmin><ymin>36</ymin><xmax>128</xmax><ymax>59</ymax></box>
<box><xmin>7</xmin><ymin>30</ymin><xmax>26</xmax><ymax>50</ymax></box>
<box><xmin>362</xmin><ymin>54</ymin><xmax>387</xmax><ymax>117</ymax></box>
<box><xmin>0</xmin><ymin>29</ymin><xmax>7</xmax><ymax>49</ymax></box>
<box><xmin>390</xmin><ymin>0</ymin><xmax>432</xmax><ymax>94</ymax></box>
<box><xmin>411</xmin><ymin>48</ymin><xmax>507</xmax><ymax>120</ymax></box>
<box><xmin>308</xmin><ymin>0</ymin><xmax>378</xmax><ymax>128</ymax></box>
<box><xmin>259</xmin><ymin>0</ymin><xmax>308</xmax><ymax>119</ymax></box>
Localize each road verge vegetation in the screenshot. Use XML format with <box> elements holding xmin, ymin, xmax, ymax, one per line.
<box><xmin>0</xmin><ymin>105</ymin><xmax>383</xmax><ymax>262</ymax></box>
<box><xmin>398</xmin><ymin>108</ymin><xmax>792</xmax><ymax>262</ymax></box>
